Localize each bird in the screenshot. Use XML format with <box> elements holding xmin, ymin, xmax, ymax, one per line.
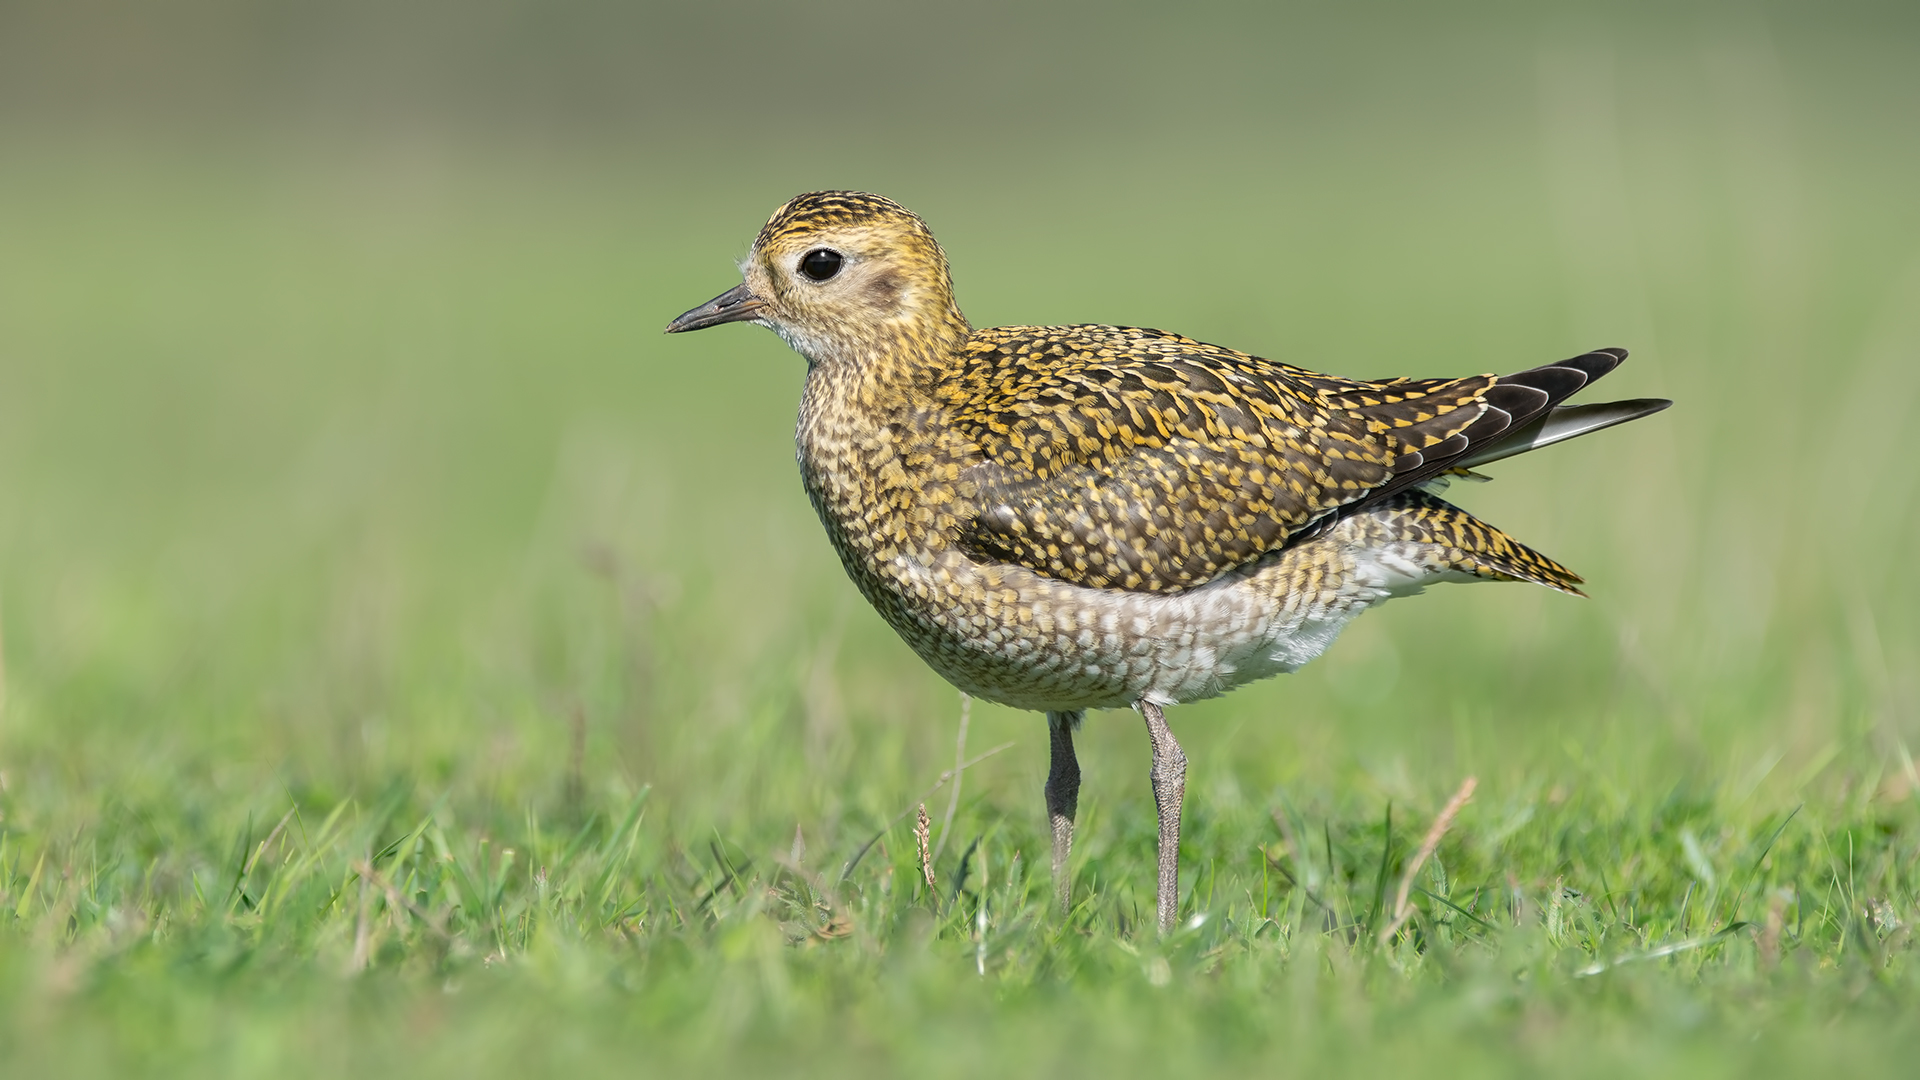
<box><xmin>666</xmin><ymin>190</ymin><xmax>1670</xmax><ymax>934</ymax></box>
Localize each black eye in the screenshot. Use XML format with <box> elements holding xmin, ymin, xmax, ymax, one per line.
<box><xmin>799</xmin><ymin>248</ymin><xmax>843</xmax><ymax>281</ymax></box>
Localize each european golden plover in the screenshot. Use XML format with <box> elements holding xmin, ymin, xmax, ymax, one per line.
<box><xmin>667</xmin><ymin>191</ymin><xmax>1669</xmax><ymax>933</ymax></box>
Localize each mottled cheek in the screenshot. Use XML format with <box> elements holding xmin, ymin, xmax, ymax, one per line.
<box><xmin>865</xmin><ymin>272</ymin><xmax>902</xmax><ymax>308</ymax></box>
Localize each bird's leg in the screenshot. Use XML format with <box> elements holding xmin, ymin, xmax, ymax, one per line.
<box><xmin>1044</xmin><ymin>710</ymin><xmax>1083</xmax><ymax>916</ymax></box>
<box><xmin>1139</xmin><ymin>700</ymin><xmax>1186</xmax><ymax>935</ymax></box>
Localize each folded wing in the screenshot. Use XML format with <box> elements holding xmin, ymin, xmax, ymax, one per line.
<box><xmin>941</xmin><ymin>328</ymin><xmax>1653</xmax><ymax>594</ymax></box>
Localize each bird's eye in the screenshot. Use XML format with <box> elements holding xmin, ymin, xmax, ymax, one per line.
<box><xmin>799</xmin><ymin>248</ymin><xmax>843</xmax><ymax>282</ymax></box>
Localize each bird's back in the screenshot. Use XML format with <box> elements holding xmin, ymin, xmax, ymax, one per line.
<box><xmin>927</xmin><ymin>324</ymin><xmax>1620</xmax><ymax>595</ymax></box>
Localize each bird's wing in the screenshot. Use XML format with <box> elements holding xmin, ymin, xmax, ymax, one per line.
<box><xmin>938</xmin><ymin>325</ymin><xmax>1621</xmax><ymax>593</ymax></box>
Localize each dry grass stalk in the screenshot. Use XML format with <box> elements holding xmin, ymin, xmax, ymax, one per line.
<box><xmin>348</xmin><ymin>870</ymin><xmax>373</xmax><ymax>974</ymax></box>
<box><xmin>837</xmin><ymin>739</ymin><xmax>1015</xmax><ymax>883</ymax></box>
<box><xmin>1269</xmin><ymin>806</ymin><xmax>1307</xmax><ymax>885</ymax></box>
<box><xmin>1760</xmin><ymin>891</ymin><xmax>1785</xmax><ymax>969</ymax></box>
<box><xmin>916</xmin><ymin>804</ymin><xmax>936</xmax><ymax>888</ymax></box>
<box><xmin>352</xmin><ymin>858</ymin><xmax>453</xmax><ymax>942</ymax></box>
<box><xmin>241</xmin><ymin>807</ymin><xmax>299</xmax><ymax>879</ymax></box>
<box><xmin>1378</xmin><ymin>775</ymin><xmax>1477</xmax><ymax>946</ymax></box>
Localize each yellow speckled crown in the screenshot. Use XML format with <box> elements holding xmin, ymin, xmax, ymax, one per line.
<box><xmin>758</xmin><ymin>190</ymin><xmax>932</xmax><ymax>246</ymax></box>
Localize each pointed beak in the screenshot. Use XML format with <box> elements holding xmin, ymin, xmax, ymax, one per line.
<box><xmin>664</xmin><ymin>281</ymin><xmax>766</xmax><ymax>334</ymax></box>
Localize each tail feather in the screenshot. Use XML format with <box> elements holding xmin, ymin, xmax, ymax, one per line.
<box><xmin>1322</xmin><ymin>349</ymin><xmax>1665</xmax><ymax>597</ymax></box>
<box><xmin>1348</xmin><ymin>348</ymin><xmax>1668</xmax><ymax>513</ymax></box>
<box><xmin>1459</xmin><ymin>398</ymin><xmax>1673</xmax><ymax>469</ymax></box>
<box><xmin>1360</xmin><ymin>491</ymin><xmax>1587</xmax><ymax>596</ymax></box>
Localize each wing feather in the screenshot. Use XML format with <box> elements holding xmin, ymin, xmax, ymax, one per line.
<box><xmin>938</xmin><ymin>328</ymin><xmax>1633</xmax><ymax>593</ymax></box>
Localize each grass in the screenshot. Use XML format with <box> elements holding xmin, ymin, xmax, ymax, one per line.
<box><xmin>2</xmin><ymin>3</ymin><xmax>1919</xmax><ymax>1075</ymax></box>
<box><xmin>1</xmin><ymin>707</ymin><xmax>1916</xmax><ymax>1077</ymax></box>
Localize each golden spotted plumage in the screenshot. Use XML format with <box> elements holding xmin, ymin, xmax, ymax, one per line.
<box><xmin>944</xmin><ymin>324</ymin><xmax>1519</xmax><ymax>593</ymax></box>
<box><xmin>667</xmin><ymin>190</ymin><xmax>1669</xmax><ymax>931</ymax></box>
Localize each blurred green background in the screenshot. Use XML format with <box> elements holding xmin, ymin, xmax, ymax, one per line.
<box><xmin>1</xmin><ymin>1</ymin><xmax>1917</xmax><ymax>1074</ymax></box>
<box><xmin>5</xmin><ymin>0</ymin><xmax>1914</xmax><ymax>804</ymax></box>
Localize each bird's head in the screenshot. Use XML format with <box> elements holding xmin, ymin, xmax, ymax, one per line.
<box><xmin>666</xmin><ymin>191</ymin><xmax>968</xmax><ymax>368</ymax></box>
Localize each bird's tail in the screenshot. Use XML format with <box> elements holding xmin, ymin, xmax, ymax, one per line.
<box><xmin>1457</xmin><ymin>396</ymin><xmax>1672</xmax><ymax>469</ymax></box>
<box><xmin>1351</xmin><ymin>490</ymin><xmax>1589</xmax><ymax>596</ymax></box>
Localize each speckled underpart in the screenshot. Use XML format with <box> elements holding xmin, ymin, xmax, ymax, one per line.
<box><xmin>666</xmin><ymin>190</ymin><xmax>1670</xmax><ymax>931</ymax></box>
<box><xmin>803</xmin><ymin>436</ymin><xmax>1581</xmax><ymax>712</ymax></box>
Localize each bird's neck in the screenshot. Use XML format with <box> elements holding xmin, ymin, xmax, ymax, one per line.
<box><xmin>793</xmin><ymin>308</ymin><xmax>969</xmax><ymax>536</ymax></box>
<box><xmin>795</xmin><ymin>307</ymin><xmax>971</xmax><ymax>411</ymax></box>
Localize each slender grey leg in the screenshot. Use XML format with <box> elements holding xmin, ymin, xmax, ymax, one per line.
<box><xmin>1139</xmin><ymin>700</ymin><xmax>1186</xmax><ymax>934</ymax></box>
<box><xmin>1044</xmin><ymin>710</ymin><xmax>1083</xmax><ymax>916</ymax></box>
